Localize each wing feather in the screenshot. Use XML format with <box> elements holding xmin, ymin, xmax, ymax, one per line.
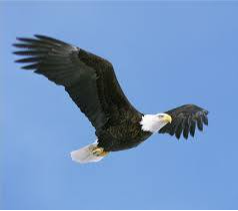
<box><xmin>159</xmin><ymin>104</ymin><xmax>208</xmax><ymax>139</ymax></box>
<box><xmin>13</xmin><ymin>35</ymin><xmax>139</xmax><ymax>133</ymax></box>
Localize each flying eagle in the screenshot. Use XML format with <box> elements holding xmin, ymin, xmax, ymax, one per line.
<box><xmin>13</xmin><ymin>35</ymin><xmax>209</xmax><ymax>163</ymax></box>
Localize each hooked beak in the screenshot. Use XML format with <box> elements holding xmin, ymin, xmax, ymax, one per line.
<box><xmin>163</xmin><ymin>114</ymin><xmax>172</xmax><ymax>124</ymax></box>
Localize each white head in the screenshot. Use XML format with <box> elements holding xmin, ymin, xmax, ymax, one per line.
<box><xmin>140</xmin><ymin>113</ymin><xmax>172</xmax><ymax>133</ymax></box>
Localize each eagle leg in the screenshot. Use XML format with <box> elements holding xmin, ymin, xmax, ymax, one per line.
<box><xmin>92</xmin><ymin>147</ymin><xmax>109</xmax><ymax>157</ymax></box>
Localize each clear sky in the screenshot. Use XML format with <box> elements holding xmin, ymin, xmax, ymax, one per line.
<box><xmin>1</xmin><ymin>1</ymin><xmax>238</xmax><ymax>210</ymax></box>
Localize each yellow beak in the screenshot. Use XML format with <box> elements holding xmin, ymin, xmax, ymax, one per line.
<box><xmin>163</xmin><ymin>114</ymin><xmax>172</xmax><ymax>124</ymax></box>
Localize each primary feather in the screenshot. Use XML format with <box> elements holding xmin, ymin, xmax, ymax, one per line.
<box><xmin>159</xmin><ymin>104</ymin><xmax>209</xmax><ymax>139</ymax></box>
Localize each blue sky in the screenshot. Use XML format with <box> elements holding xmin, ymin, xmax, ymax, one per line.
<box><xmin>1</xmin><ymin>1</ymin><xmax>238</xmax><ymax>209</ymax></box>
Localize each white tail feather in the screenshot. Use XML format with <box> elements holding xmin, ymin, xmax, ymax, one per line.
<box><xmin>70</xmin><ymin>142</ymin><xmax>104</xmax><ymax>164</ymax></box>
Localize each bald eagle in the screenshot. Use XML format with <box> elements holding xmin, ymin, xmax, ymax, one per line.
<box><xmin>13</xmin><ymin>35</ymin><xmax>209</xmax><ymax>164</ymax></box>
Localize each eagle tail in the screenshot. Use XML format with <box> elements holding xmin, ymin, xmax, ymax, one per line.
<box><xmin>70</xmin><ymin>141</ymin><xmax>107</xmax><ymax>164</ymax></box>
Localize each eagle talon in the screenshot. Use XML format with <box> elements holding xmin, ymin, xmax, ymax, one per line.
<box><xmin>92</xmin><ymin>147</ymin><xmax>108</xmax><ymax>157</ymax></box>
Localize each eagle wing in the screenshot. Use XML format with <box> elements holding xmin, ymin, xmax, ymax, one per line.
<box><xmin>159</xmin><ymin>104</ymin><xmax>209</xmax><ymax>139</ymax></box>
<box><xmin>13</xmin><ymin>35</ymin><xmax>139</xmax><ymax>133</ymax></box>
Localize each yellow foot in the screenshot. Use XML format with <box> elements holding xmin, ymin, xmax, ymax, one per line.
<box><xmin>92</xmin><ymin>147</ymin><xmax>109</xmax><ymax>157</ymax></box>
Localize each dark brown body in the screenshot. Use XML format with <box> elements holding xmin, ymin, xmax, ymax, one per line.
<box><xmin>98</xmin><ymin>120</ymin><xmax>152</xmax><ymax>152</ymax></box>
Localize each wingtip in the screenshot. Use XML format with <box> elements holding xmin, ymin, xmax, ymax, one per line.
<box><xmin>16</xmin><ymin>37</ymin><xmax>26</xmax><ymax>42</ymax></box>
<box><xmin>12</xmin><ymin>43</ymin><xmax>18</xmax><ymax>47</ymax></box>
<box><xmin>183</xmin><ymin>133</ymin><xmax>189</xmax><ymax>140</ymax></box>
<box><xmin>189</xmin><ymin>129</ymin><xmax>195</xmax><ymax>137</ymax></box>
<box><xmin>34</xmin><ymin>34</ymin><xmax>69</xmax><ymax>45</ymax></box>
<box><xmin>21</xmin><ymin>64</ymin><xmax>38</xmax><ymax>70</ymax></box>
<box><xmin>34</xmin><ymin>34</ymin><xmax>44</xmax><ymax>39</ymax></box>
<box><xmin>33</xmin><ymin>34</ymin><xmax>49</xmax><ymax>40</ymax></box>
<box><xmin>14</xmin><ymin>58</ymin><xmax>25</xmax><ymax>63</ymax></box>
<box><xmin>12</xmin><ymin>51</ymin><xmax>19</xmax><ymax>55</ymax></box>
<box><xmin>175</xmin><ymin>132</ymin><xmax>181</xmax><ymax>140</ymax></box>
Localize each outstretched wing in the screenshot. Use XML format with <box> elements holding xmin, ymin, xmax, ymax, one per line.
<box><xmin>13</xmin><ymin>35</ymin><xmax>139</xmax><ymax>133</ymax></box>
<box><xmin>159</xmin><ymin>104</ymin><xmax>208</xmax><ymax>139</ymax></box>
